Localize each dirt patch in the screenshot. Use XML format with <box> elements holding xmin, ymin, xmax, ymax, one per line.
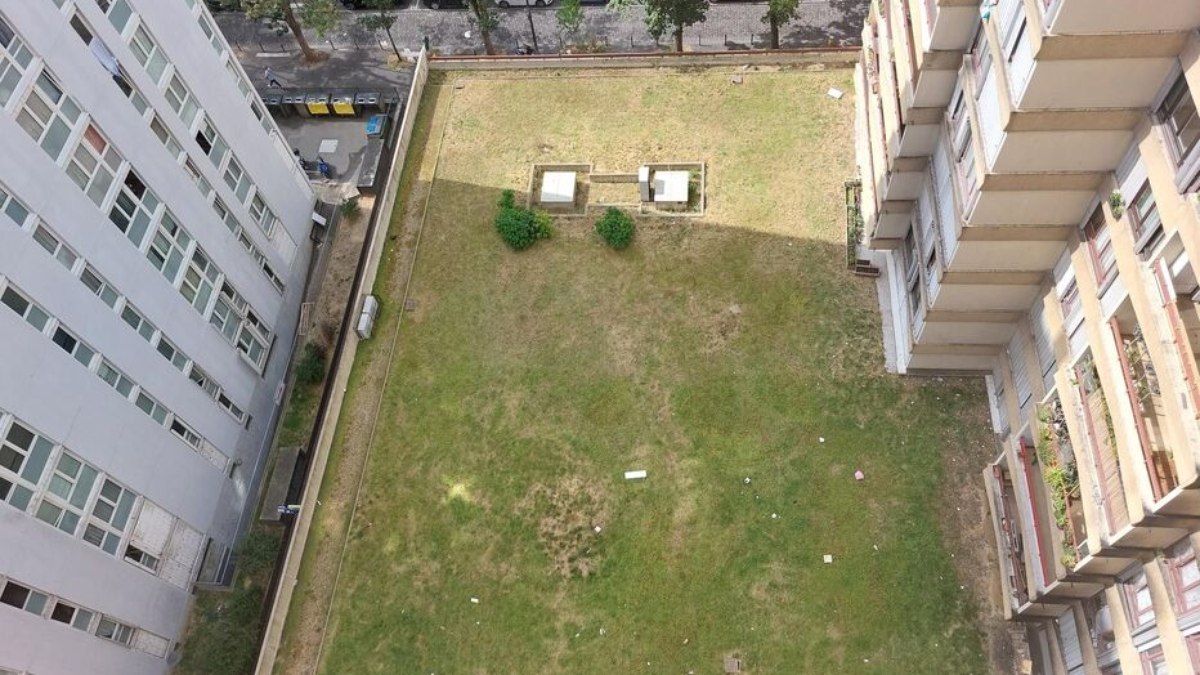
<box><xmin>695</xmin><ymin>299</ymin><xmax>744</xmax><ymax>353</ymax></box>
<box><xmin>518</xmin><ymin>476</ymin><xmax>612</xmax><ymax>578</ymax></box>
<box><xmin>934</xmin><ymin>378</ymin><xmax>1029</xmax><ymax>675</ymax></box>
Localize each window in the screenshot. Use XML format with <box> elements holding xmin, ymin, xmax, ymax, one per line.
<box><xmin>902</xmin><ymin>228</ymin><xmax>921</xmax><ymax>318</ymax></box>
<box><xmin>196</xmin><ymin>13</ymin><xmax>224</xmax><ymax>55</ymax></box>
<box><xmin>16</xmin><ymin>72</ymin><xmax>82</xmax><ymax>161</ymax></box>
<box><xmin>145</xmin><ymin>212</ymin><xmax>192</xmax><ymax>284</ymax></box>
<box><xmin>970</xmin><ymin>26</ymin><xmax>991</xmax><ymax>87</ymax></box>
<box><xmin>212</xmin><ymin>198</ymin><xmax>239</xmax><ymax>234</ymax></box>
<box><xmin>128</xmin><ymin>25</ymin><xmax>167</xmax><ymax>85</ymax></box>
<box><xmin>164</xmin><ymin>73</ymin><xmax>198</xmax><ymax>127</ymax></box>
<box><xmin>66</xmin><ymin>124</ymin><xmax>122</xmax><ymax>207</ymax></box>
<box><xmin>217</xmin><ymin>391</ymin><xmax>245</xmax><ymax>423</ymax></box>
<box><xmin>195</xmin><ymin>118</ymin><xmax>228</xmax><ymax>167</ymax></box>
<box><xmin>1141</xmin><ymin>647</ymin><xmax>1168</xmax><ymax>675</ymax></box>
<box><xmin>0</xmin><ymin>187</ymin><xmax>30</xmax><ymax>226</ymax></box>
<box><xmin>52</xmin><ymin>325</ymin><xmax>97</xmax><ymax>368</ymax></box>
<box><xmin>0</xmin><ymin>422</ymin><xmax>52</xmax><ymax>511</ymax></box>
<box><xmin>134</xmin><ymin>391</ymin><xmax>169</xmax><ymax>426</ymax></box>
<box><xmin>108</xmin><ymin>171</ymin><xmax>158</xmax><ymax>247</ymax></box>
<box><xmin>95</xmin><ymin>616</ymin><xmax>134</xmax><ymax>645</ymax></box>
<box><xmin>248</xmin><ymin>193</ymin><xmax>272</xmax><ymax>231</ymax></box>
<box><xmin>120</xmin><ymin>303</ymin><xmax>155</xmax><ymax>343</ymax></box>
<box><xmin>149</xmin><ymin>115</ymin><xmax>183</xmax><ymax>161</ymax></box>
<box><xmin>1168</xmin><ymin>541</ymin><xmax>1200</xmax><ymax>615</ymax></box>
<box><xmin>155</xmin><ymin>337</ymin><xmax>188</xmax><ymax>372</ymax></box>
<box><xmin>0</xmin><ymin>16</ymin><xmax>33</xmax><ymax>107</ymax></box>
<box><xmin>170</xmin><ymin>417</ymin><xmax>201</xmax><ymax>449</ymax></box>
<box><xmin>124</xmin><ymin>544</ymin><xmax>159</xmax><ymax>572</ymax></box>
<box><xmin>1060</xmin><ymin>280</ymin><xmax>1082</xmax><ymax>330</ymax></box>
<box><xmin>1158</xmin><ymin>74</ymin><xmax>1199</xmax><ymax>165</ymax></box>
<box><xmin>0</xmin><ymin>581</ymin><xmax>47</xmax><ymax>616</ymax></box>
<box><xmin>180</xmin><ymin>248</ymin><xmax>218</xmax><ymax>312</ymax></box>
<box><xmin>210</xmin><ymin>282</ymin><xmax>271</xmax><ymax>369</ymax></box>
<box><xmin>97</xmin><ymin>360</ymin><xmax>135</xmax><ymax>399</ymax></box>
<box><xmin>223</xmin><ymin>157</ymin><xmax>250</xmax><ymax>202</ymax></box>
<box><xmin>1</xmin><ymin>286</ymin><xmax>50</xmax><ymax>332</ymax></box>
<box><xmin>36</xmin><ymin>453</ymin><xmax>97</xmax><ymax>536</ymax></box>
<box><xmin>32</xmin><ymin>224</ymin><xmax>78</xmax><ymax>272</ymax></box>
<box><xmin>80</xmin><ymin>266</ymin><xmax>120</xmax><ymax>309</ymax></box>
<box><xmin>1123</xmin><ymin>568</ymin><xmax>1155</xmax><ymax>629</ymax></box>
<box><xmin>188</xmin><ymin>364</ymin><xmax>219</xmax><ymax>398</ymax></box>
<box><xmin>98</xmin><ymin>0</ymin><xmax>134</xmax><ymax>33</ymax></box>
<box><xmin>184</xmin><ymin>160</ymin><xmax>213</xmax><ymax>199</ymax></box>
<box><xmin>1083</xmin><ymin>207</ymin><xmax>1116</xmax><ymax>289</ymax></box>
<box><xmin>1128</xmin><ymin>182</ymin><xmax>1163</xmax><ymax>256</ymax></box>
<box><xmin>49</xmin><ymin>600</ymin><xmax>93</xmax><ymax>631</ymax></box>
<box><xmin>83</xmin><ymin>479</ymin><xmax>134</xmax><ymax>555</ymax></box>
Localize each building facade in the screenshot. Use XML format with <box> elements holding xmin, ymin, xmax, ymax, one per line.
<box><xmin>0</xmin><ymin>1</ymin><xmax>315</xmax><ymax>673</ymax></box>
<box><xmin>854</xmin><ymin>0</ymin><xmax>1200</xmax><ymax>672</ymax></box>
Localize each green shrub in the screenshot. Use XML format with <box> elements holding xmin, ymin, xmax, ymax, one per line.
<box><xmin>295</xmin><ymin>343</ymin><xmax>327</xmax><ymax>386</ymax></box>
<box><xmin>595</xmin><ymin>207</ymin><xmax>635</xmax><ymax>250</ymax></box>
<box><xmin>494</xmin><ymin>192</ymin><xmax>552</xmax><ymax>251</ymax></box>
<box><xmin>340</xmin><ymin>196</ymin><xmax>361</xmax><ymax>219</ymax></box>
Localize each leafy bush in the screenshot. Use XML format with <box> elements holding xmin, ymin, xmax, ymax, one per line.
<box><xmin>237</xmin><ymin>529</ymin><xmax>282</xmax><ymax>579</ymax></box>
<box><xmin>495</xmin><ymin>191</ymin><xmax>552</xmax><ymax>251</ymax></box>
<box><xmin>295</xmin><ymin>342</ymin><xmax>327</xmax><ymax>386</ymax></box>
<box><xmin>595</xmin><ymin>207</ymin><xmax>635</xmax><ymax>250</ymax></box>
<box><xmin>340</xmin><ymin>196</ymin><xmax>361</xmax><ymax>219</ymax></box>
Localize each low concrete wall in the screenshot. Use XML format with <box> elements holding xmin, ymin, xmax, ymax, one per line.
<box><xmin>429</xmin><ymin>47</ymin><xmax>858</xmax><ymax>71</ymax></box>
<box><xmin>252</xmin><ymin>47</ymin><xmax>430</xmax><ymax>675</ymax></box>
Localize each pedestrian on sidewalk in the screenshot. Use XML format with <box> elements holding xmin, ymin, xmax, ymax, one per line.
<box><xmin>264</xmin><ymin>67</ymin><xmax>283</xmax><ymax>88</ymax></box>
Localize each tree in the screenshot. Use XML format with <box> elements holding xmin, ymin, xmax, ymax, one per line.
<box><xmin>358</xmin><ymin>0</ymin><xmax>402</xmax><ymax>61</ymax></box>
<box><xmin>641</xmin><ymin>0</ymin><xmax>708</xmax><ymax>52</ymax></box>
<box><xmin>762</xmin><ymin>0</ymin><xmax>797</xmax><ymax>49</ymax></box>
<box><xmin>556</xmin><ymin>0</ymin><xmax>584</xmax><ymax>48</ymax></box>
<box><xmin>465</xmin><ymin>0</ymin><xmax>499</xmax><ymax>55</ymax></box>
<box><xmin>229</xmin><ymin>0</ymin><xmax>341</xmax><ymax>62</ymax></box>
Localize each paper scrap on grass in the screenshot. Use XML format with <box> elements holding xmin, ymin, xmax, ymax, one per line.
<box><xmin>823</xmin><ymin>554</ymin><xmax>834</xmax><ymax>564</ymax></box>
<box><xmin>624</xmin><ymin>470</ymin><xmax>647</xmax><ymax>480</ymax></box>
<box><xmin>827</xmin><ymin>88</ymin><xmax>844</xmax><ymax>100</ymax></box>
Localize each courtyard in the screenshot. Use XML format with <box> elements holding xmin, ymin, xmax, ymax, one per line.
<box><xmin>275</xmin><ymin>67</ymin><xmax>1001</xmax><ymax>674</ymax></box>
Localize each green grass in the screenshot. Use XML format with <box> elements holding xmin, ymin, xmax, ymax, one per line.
<box><xmin>311</xmin><ymin>70</ymin><xmax>990</xmax><ymax>674</ymax></box>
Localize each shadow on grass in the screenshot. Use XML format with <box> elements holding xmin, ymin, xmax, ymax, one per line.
<box><xmin>280</xmin><ymin>173</ymin><xmax>1001</xmax><ymax>675</ymax></box>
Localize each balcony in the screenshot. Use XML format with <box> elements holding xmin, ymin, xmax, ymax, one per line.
<box><xmin>912</xmin><ymin>0</ymin><xmax>979</xmax><ymax>54</ymax></box>
<box><xmin>1071</xmin><ymin>351</ymin><xmax>1131</xmax><ymax>538</ymax></box>
<box><xmin>1035</xmin><ymin>399</ymin><xmax>1088</xmax><ymax>570</ymax></box>
<box><xmin>1002</xmin><ymin>0</ymin><xmax>1190</xmax><ymax>112</ymax></box>
<box><xmin>887</xmin><ymin>0</ymin><xmax>961</xmax><ymax>116</ymax></box>
<box><xmin>1112</xmin><ymin>312</ymin><xmax>1181</xmax><ymax>506</ymax></box>
<box><xmin>1040</xmin><ymin>0</ymin><xmax>1200</xmax><ymax>36</ymax></box>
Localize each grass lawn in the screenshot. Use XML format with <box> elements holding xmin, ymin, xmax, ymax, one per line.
<box><xmin>305</xmin><ymin>68</ymin><xmax>991</xmax><ymax>674</ymax></box>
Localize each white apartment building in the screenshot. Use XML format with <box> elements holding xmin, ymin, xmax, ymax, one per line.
<box><xmin>0</xmin><ymin>1</ymin><xmax>316</xmax><ymax>673</ymax></box>
<box><xmin>855</xmin><ymin>0</ymin><xmax>1200</xmax><ymax>672</ymax></box>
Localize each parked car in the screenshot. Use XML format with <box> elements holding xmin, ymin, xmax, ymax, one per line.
<box><xmin>421</xmin><ymin>0</ymin><xmax>466</xmax><ymax>8</ymax></box>
<box><xmin>495</xmin><ymin>0</ymin><xmax>553</xmax><ymax>7</ymax></box>
<box><xmin>340</xmin><ymin>0</ymin><xmax>406</xmax><ymax>7</ymax></box>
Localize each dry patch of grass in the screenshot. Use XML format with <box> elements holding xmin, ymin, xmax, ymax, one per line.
<box><xmin>518</xmin><ymin>476</ymin><xmax>612</xmax><ymax>578</ymax></box>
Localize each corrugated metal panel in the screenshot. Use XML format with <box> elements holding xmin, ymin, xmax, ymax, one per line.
<box><xmin>1030</xmin><ymin>302</ymin><xmax>1057</xmax><ymax>393</ymax></box>
<box><xmin>160</xmin><ymin>522</ymin><xmax>205</xmax><ymax>590</ymax></box>
<box><xmin>1009</xmin><ymin>330</ymin><xmax>1034</xmax><ymax>421</ymax></box>
<box><xmin>1058</xmin><ymin>608</ymin><xmax>1084</xmax><ymax>670</ymax></box>
<box><xmin>129</xmin><ymin>501</ymin><xmax>173</xmax><ymax>557</ymax></box>
<box><xmin>132</xmin><ymin>630</ymin><xmax>170</xmax><ymax>658</ymax></box>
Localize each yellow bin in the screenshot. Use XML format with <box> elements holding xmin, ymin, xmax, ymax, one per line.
<box><xmin>305</xmin><ymin>94</ymin><xmax>330</xmax><ymax>115</ymax></box>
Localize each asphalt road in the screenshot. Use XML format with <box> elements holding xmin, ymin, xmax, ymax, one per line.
<box><xmin>216</xmin><ymin>0</ymin><xmax>866</xmax><ymax>62</ymax></box>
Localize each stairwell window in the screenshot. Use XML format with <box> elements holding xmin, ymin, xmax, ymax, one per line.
<box><xmin>1083</xmin><ymin>207</ymin><xmax>1116</xmax><ymax>291</ymax></box>
<box><xmin>1158</xmin><ymin>73</ymin><xmax>1198</xmax><ymax>167</ymax></box>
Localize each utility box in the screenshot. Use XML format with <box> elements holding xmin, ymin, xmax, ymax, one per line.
<box><xmin>357</xmin><ymin>295</ymin><xmax>379</xmax><ymax>340</ymax></box>
<box><xmin>638</xmin><ymin>165</ymin><xmax>651</xmax><ymax>202</ymax></box>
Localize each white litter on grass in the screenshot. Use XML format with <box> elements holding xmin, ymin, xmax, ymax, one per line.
<box><xmin>823</xmin><ymin>554</ymin><xmax>834</xmax><ymax>564</ymax></box>
<box><xmin>818</xmin><ymin>436</ymin><xmax>826</xmax><ymax>443</ymax></box>
<box><xmin>470</xmin><ymin>597</ymin><xmax>480</xmax><ymax>604</ymax></box>
<box><xmin>770</xmin><ymin>512</ymin><xmax>779</xmax><ymax>519</ymax></box>
<box><xmin>743</xmin><ymin>477</ymin><xmax>752</xmax><ymax>485</ymax></box>
<box><xmin>854</xmin><ymin>470</ymin><xmax>865</xmax><ymax>481</ymax></box>
<box><xmin>624</xmin><ymin>470</ymin><xmax>647</xmax><ymax>480</ymax></box>
<box><xmin>827</xmin><ymin>88</ymin><xmax>844</xmax><ymax>99</ymax></box>
<box><xmin>594</xmin><ymin>525</ymin><xmax>602</xmax><ymax>533</ymax></box>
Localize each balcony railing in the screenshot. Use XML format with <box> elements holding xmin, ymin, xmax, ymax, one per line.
<box><xmin>1114</xmin><ymin>321</ymin><xmax>1179</xmax><ymax>501</ymax></box>
<box><xmin>993</xmin><ymin>465</ymin><xmax>1032</xmax><ymax>607</ymax></box>
<box><xmin>1074</xmin><ymin>353</ymin><xmax>1131</xmax><ymax>535</ymax></box>
<box><xmin>1037</xmin><ymin>398</ymin><xmax>1088</xmax><ymax>568</ymax></box>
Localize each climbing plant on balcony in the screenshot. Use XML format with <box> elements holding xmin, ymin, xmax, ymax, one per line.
<box><xmin>1035</xmin><ymin>404</ymin><xmax>1081</xmax><ymax>569</ymax></box>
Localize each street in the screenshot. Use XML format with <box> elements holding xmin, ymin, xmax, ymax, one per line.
<box><xmin>216</xmin><ymin>0</ymin><xmax>866</xmax><ymax>88</ymax></box>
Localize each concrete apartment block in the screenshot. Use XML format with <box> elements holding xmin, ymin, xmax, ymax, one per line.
<box><xmin>855</xmin><ymin>0</ymin><xmax>1200</xmax><ymax>671</ymax></box>
<box><xmin>0</xmin><ymin>1</ymin><xmax>315</xmax><ymax>673</ymax></box>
